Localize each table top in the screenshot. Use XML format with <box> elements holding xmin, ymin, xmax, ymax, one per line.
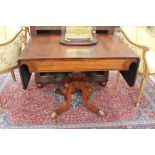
<box><xmin>18</xmin><ymin>34</ymin><xmax>140</xmax><ymax>89</ymax></box>
<box><xmin>19</xmin><ymin>34</ymin><xmax>138</xmax><ymax>60</ymax></box>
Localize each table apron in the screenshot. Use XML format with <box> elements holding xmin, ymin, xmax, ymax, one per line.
<box><xmin>19</xmin><ymin>58</ymin><xmax>137</xmax><ymax>72</ymax></box>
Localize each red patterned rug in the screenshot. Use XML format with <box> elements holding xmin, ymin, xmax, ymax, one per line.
<box><xmin>0</xmin><ymin>70</ymin><xmax>155</xmax><ymax>128</ymax></box>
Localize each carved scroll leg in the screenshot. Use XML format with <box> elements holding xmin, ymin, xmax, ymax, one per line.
<box><xmin>51</xmin><ymin>84</ymin><xmax>73</xmax><ymax>120</ymax></box>
<box><xmin>136</xmin><ymin>77</ymin><xmax>146</xmax><ymax>107</ymax></box>
<box><xmin>114</xmin><ymin>71</ymin><xmax>121</xmax><ymax>91</ymax></box>
<box><xmin>11</xmin><ymin>70</ymin><xmax>16</xmax><ymax>82</ymax></box>
<box><xmin>84</xmin><ymin>100</ymin><xmax>104</xmax><ymax>116</ymax></box>
<box><xmin>82</xmin><ymin>84</ymin><xmax>104</xmax><ymax>116</ymax></box>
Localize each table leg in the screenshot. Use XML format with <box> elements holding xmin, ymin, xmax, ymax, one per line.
<box><xmin>51</xmin><ymin>83</ymin><xmax>73</xmax><ymax>119</ymax></box>
<box><xmin>51</xmin><ymin>81</ymin><xmax>104</xmax><ymax>120</ymax></box>
<box><xmin>81</xmin><ymin>82</ymin><xmax>104</xmax><ymax>116</ymax></box>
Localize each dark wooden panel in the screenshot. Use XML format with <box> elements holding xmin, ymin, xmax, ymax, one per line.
<box><xmin>30</xmin><ymin>26</ymin><xmax>116</xmax><ymax>36</ymax></box>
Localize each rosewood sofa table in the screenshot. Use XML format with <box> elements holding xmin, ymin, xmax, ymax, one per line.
<box><xmin>18</xmin><ymin>34</ymin><xmax>139</xmax><ymax>120</ymax></box>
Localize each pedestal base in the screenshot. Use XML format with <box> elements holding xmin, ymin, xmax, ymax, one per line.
<box><xmin>51</xmin><ymin>73</ymin><xmax>104</xmax><ymax>120</ymax></box>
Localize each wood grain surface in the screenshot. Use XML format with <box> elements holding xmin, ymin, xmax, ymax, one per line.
<box><xmin>19</xmin><ymin>34</ymin><xmax>138</xmax><ymax>60</ymax></box>
<box><xmin>18</xmin><ymin>34</ymin><xmax>139</xmax><ymax>89</ymax></box>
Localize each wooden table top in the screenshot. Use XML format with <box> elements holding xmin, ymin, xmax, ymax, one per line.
<box><xmin>19</xmin><ymin>34</ymin><xmax>138</xmax><ymax>60</ymax></box>
<box><xmin>18</xmin><ymin>34</ymin><xmax>140</xmax><ymax>89</ymax></box>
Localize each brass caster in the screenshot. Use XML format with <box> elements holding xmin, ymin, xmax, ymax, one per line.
<box><xmin>51</xmin><ymin>112</ymin><xmax>57</xmax><ymax>120</ymax></box>
<box><xmin>98</xmin><ymin>109</ymin><xmax>104</xmax><ymax>116</ymax></box>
